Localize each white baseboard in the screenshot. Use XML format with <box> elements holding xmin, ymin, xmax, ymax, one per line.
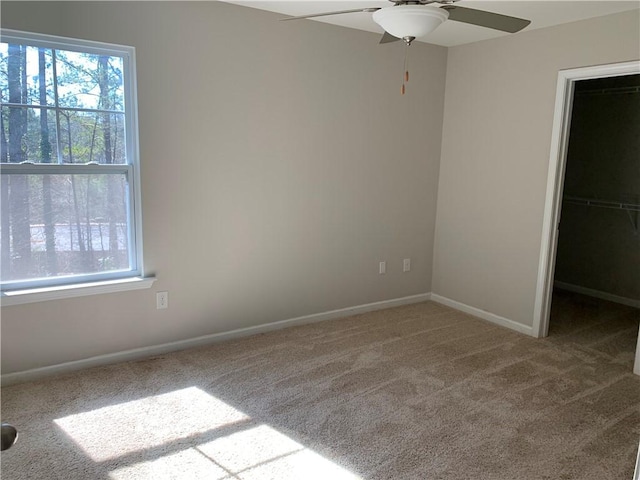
<box><xmin>429</xmin><ymin>293</ymin><xmax>534</xmax><ymax>337</ymax></box>
<box><xmin>554</xmin><ymin>281</ymin><xmax>640</xmax><ymax>309</ymax></box>
<box><xmin>1</xmin><ymin>292</ymin><xmax>431</xmax><ymax>386</ymax></box>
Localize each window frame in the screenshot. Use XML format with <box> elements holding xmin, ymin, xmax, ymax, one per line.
<box><xmin>0</xmin><ymin>29</ymin><xmax>150</xmax><ymax>300</ymax></box>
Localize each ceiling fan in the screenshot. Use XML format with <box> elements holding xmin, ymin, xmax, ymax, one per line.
<box><xmin>281</xmin><ymin>0</ymin><xmax>531</xmax><ymax>46</ymax></box>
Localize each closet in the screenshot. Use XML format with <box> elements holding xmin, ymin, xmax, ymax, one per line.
<box><xmin>550</xmin><ymin>74</ymin><xmax>640</xmax><ymax>337</ymax></box>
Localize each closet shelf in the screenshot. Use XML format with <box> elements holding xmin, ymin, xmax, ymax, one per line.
<box><xmin>575</xmin><ymin>85</ymin><xmax>640</xmax><ymax>96</ymax></box>
<box><xmin>563</xmin><ymin>195</ymin><xmax>639</xmax><ymax>234</ymax></box>
<box><xmin>563</xmin><ymin>196</ymin><xmax>640</xmax><ymax>212</ymax></box>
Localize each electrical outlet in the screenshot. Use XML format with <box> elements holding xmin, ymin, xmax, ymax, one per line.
<box><xmin>156</xmin><ymin>291</ymin><xmax>169</xmax><ymax>309</ymax></box>
<box><xmin>379</xmin><ymin>261</ymin><xmax>386</xmax><ymax>275</ymax></box>
<box><xmin>403</xmin><ymin>258</ymin><xmax>411</xmax><ymax>272</ymax></box>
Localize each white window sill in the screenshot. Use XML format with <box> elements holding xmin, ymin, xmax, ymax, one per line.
<box><xmin>1</xmin><ymin>277</ymin><xmax>156</xmax><ymax>307</ymax></box>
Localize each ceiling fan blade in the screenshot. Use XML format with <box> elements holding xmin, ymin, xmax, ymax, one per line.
<box><xmin>280</xmin><ymin>8</ymin><xmax>380</xmax><ymax>22</ymax></box>
<box><xmin>379</xmin><ymin>31</ymin><xmax>401</xmax><ymax>44</ymax></box>
<box><xmin>443</xmin><ymin>6</ymin><xmax>531</xmax><ymax>33</ymax></box>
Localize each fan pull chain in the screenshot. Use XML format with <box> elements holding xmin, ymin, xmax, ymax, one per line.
<box><xmin>401</xmin><ymin>43</ymin><xmax>410</xmax><ymax>95</ymax></box>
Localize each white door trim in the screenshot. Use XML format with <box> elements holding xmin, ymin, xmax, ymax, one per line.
<box><xmin>532</xmin><ymin>61</ymin><xmax>640</xmax><ymax>351</ymax></box>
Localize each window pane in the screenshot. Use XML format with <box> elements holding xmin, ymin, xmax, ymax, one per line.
<box><xmin>0</xmin><ymin>43</ymin><xmax>55</xmax><ymax>106</ymax></box>
<box><xmin>0</xmin><ymin>173</ymin><xmax>131</xmax><ymax>283</ymax></box>
<box><xmin>1</xmin><ymin>106</ymin><xmax>59</xmax><ymax>163</ymax></box>
<box><xmin>55</xmin><ymin>50</ymin><xmax>124</xmax><ymax>111</ymax></box>
<box><xmin>58</xmin><ymin>109</ymin><xmax>126</xmax><ymax>164</ymax></box>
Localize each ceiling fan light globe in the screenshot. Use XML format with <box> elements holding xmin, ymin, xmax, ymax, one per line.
<box><xmin>372</xmin><ymin>5</ymin><xmax>449</xmax><ymax>39</ymax></box>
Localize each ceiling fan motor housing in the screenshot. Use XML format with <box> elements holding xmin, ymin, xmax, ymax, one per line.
<box><xmin>373</xmin><ymin>5</ymin><xmax>450</xmax><ymax>39</ymax></box>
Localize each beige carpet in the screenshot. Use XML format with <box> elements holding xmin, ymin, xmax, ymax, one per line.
<box><xmin>1</xmin><ymin>292</ymin><xmax>639</xmax><ymax>479</ymax></box>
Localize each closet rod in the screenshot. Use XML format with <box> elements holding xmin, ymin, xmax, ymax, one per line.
<box><xmin>563</xmin><ymin>195</ymin><xmax>640</xmax><ymax>212</ymax></box>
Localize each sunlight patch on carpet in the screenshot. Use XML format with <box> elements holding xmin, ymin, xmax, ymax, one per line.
<box><xmin>54</xmin><ymin>387</ymin><xmax>249</xmax><ymax>462</ymax></box>
<box><xmin>109</xmin><ymin>449</ymin><xmax>231</xmax><ymax>480</ymax></box>
<box><xmin>195</xmin><ymin>424</ymin><xmax>360</xmax><ymax>479</ymax></box>
<box><xmin>54</xmin><ymin>386</ymin><xmax>361</xmax><ymax>479</ymax></box>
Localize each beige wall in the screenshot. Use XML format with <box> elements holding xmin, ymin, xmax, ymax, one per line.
<box><xmin>433</xmin><ymin>11</ymin><xmax>640</xmax><ymax>327</ymax></box>
<box><xmin>0</xmin><ymin>2</ymin><xmax>447</xmax><ymax>374</ymax></box>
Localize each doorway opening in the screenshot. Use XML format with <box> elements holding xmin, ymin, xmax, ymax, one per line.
<box><xmin>533</xmin><ymin>61</ymin><xmax>640</xmax><ymax>374</ymax></box>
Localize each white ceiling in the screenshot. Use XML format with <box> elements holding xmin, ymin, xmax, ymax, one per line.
<box><xmin>220</xmin><ymin>1</ymin><xmax>640</xmax><ymax>47</ymax></box>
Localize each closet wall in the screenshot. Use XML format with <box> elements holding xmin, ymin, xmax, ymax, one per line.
<box><xmin>554</xmin><ymin>74</ymin><xmax>640</xmax><ymax>303</ymax></box>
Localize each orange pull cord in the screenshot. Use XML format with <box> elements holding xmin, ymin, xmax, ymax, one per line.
<box><xmin>401</xmin><ymin>43</ymin><xmax>410</xmax><ymax>95</ymax></box>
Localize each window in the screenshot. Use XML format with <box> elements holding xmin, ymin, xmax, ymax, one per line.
<box><xmin>0</xmin><ymin>30</ymin><xmax>145</xmax><ymax>296</ymax></box>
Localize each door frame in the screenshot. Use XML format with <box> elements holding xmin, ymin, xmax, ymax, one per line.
<box><xmin>532</xmin><ymin>60</ymin><xmax>640</xmax><ymax>365</ymax></box>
